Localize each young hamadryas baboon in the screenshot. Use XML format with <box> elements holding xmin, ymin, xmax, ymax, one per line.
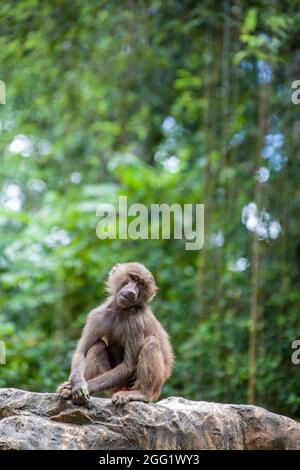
<box><xmin>57</xmin><ymin>262</ymin><xmax>174</xmax><ymax>405</ymax></box>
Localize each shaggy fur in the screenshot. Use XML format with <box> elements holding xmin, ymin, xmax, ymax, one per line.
<box><xmin>57</xmin><ymin>262</ymin><xmax>174</xmax><ymax>405</ymax></box>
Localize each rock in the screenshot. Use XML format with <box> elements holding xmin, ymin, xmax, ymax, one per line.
<box><xmin>0</xmin><ymin>388</ymin><xmax>299</xmax><ymax>450</ymax></box>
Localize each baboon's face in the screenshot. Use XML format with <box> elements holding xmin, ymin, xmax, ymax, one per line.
<box><xmin>106</xmin><ymin>262</ymin><xmax>157</xmax><ymax>308</ymax></box>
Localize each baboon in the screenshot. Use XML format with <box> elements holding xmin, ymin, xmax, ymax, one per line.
<box><xmin>57</xmin><ymin>262</ymin><xmax>174</xmax><ymax>405</ymax></box>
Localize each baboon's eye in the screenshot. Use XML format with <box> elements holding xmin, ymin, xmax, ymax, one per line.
<box><xmin>129</xmin><ymin>274</ymin><xmax>139</xmax><ymax>282</ymax></box>
<box><xmin>138</xmin><ymin>279</ymin><xmax>145</xmax><ymax>287</ymax></box>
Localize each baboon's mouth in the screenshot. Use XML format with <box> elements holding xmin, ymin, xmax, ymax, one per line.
<box><xmin>118</xmin><ymin>294</ymin><xmax>134</xmax><ymax>307</ymax></box>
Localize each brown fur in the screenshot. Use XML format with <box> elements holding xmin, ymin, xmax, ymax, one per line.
<box><xmin>57</xmin><ymin>262</ymin><xmax>174</xmax><ymax>405</ymax></box>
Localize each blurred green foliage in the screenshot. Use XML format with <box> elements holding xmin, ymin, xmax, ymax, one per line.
<box><xmin>0</xmin><ymin>0</ymin><xmax>299</xmax><ymax>418</ymax></box>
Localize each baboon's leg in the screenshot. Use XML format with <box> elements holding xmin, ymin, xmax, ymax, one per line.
<box><xmin>112</xmin><ymin>336</ymin><xmax>165</xmax><ymax>405</ymax></box>
<box><xmin>84</xmin><ymin>340</ymin><xmax>112</xmax><ymax>381</ymax></box>
<box><xmin>57</xmin><ymin>340</ymin><xmax>112</xmax><ymax>399</ymax></box>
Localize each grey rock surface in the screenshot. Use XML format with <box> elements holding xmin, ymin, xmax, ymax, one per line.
<box><xmin>0</xmin><ymin>388</ymin><xmax>299</xmax><ymax>450</ymax></box>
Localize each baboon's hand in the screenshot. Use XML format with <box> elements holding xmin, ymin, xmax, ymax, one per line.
<box><xmin>57</xmin><ymin>381</ymin><xmax>72</xmax><ymax>399</ymax></box>
<box><xmin>70</xmin><ymin>378</ymin><xmax>90</xmax><ymax>405</ymax></box>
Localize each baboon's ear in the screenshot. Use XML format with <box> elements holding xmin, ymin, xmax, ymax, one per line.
<box><xmin>106</xmin><ymin>263</ymin><xmax>122</xmax><ymax>295</ymax></box>
<box><xmin>149</xmin><ymin>282</ymin><xmax>158</xmax><ymax>301</ymax></box>
<box><xmin>109</xmin><ymin>263</ymin><xmax>121</xmax><ymax>278</ymax></box>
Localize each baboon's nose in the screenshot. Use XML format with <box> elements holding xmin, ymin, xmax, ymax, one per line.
<box><xmin>126</xmin><ymin>290</ymin><xmax>136</xmax><ymax>301</ymax></box>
